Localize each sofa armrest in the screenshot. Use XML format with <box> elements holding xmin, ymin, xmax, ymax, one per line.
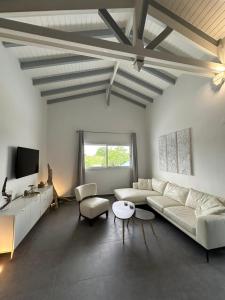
<box><xmin>196</xmin><ymin>214</ymin><xmax>225</xmax><ymax>249</ymax></box>
<box><xmin>133</xmin><ymin>182</ymin><xmax>138</xmax><ymax>189</ymax></box>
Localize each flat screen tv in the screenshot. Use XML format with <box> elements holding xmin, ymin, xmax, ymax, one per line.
<box><xmin>15</xmin><ymin>147</ymin><xmax>39</xmax><ymax>179</ymax></box>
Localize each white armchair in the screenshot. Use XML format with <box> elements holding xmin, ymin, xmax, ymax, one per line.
<box><xmin>75</xmin><ymin>183</ymin><xmax>110</xmax><ymax>225</ymax></box>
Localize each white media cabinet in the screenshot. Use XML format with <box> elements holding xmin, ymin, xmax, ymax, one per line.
<box><xmin>0</xmin><ymin>186</ymin><xmax>53</xmax><ymax>258</ymax></box>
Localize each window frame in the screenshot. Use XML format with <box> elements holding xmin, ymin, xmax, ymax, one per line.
<box><xmin>84</xmin><ymin>143</ymin><xmax>131</xmax><ymax>170</ymax></box>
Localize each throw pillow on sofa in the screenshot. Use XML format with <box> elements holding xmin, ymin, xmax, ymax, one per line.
<box><xmin>164</xmin><ymin>183</ymin><xmax>189</xmax><ymax>204</ymax></box>
<box><xmin>152</xmin><ymin>178</ymin><xmax>167</xmax><ymax>194</ymax></box>
<box><xmin>195</xmin><ymin>194</ymin><xmax>225</xmax><ymax>217</ymax></box>
<box><xmin>186</xmin><ymin>189</ymin><xmax>204</xmax><ymax>209</ymax></box>
<box><xmin>138</xmin><ymin>179</ymin><xmax>152</xmax><ymax>190</ymax></box>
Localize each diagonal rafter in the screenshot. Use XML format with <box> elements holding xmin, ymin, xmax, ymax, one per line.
<box><xmin>145</xmin><ymin>26</ymin><xmax>173</xmax><ymax>50</ymax></box>
<box><xmin>0</xmin><ymin>0</ymin><xmax>134</xmax><ymax>15</ymax></box>
<box><xmin>133</xmin><ymin>0</ymin><xmax>149</xmax><ymax>71</ymax></box>
<box><xmin>0</xmin><ymin>18</ymin><xmax>223</xmax><ymax>76</ymax></box>
<box><xmin>106</xmin><ymin>15</ymin><xmax>133</xmax><ymax>106</ymax></box>
<box><xmin>98</xmin><ymin>9</ymin><xmax>131</xmax><ymax>45</ymax></box>
<box><xmin>106</xmin><ymin>62</ymin><xmax>119</xmax><ymax>105</ymax></box>
<box><xmin>2</xmin><ymin>28</ymin><xmax>126</xmax><ymax>48</ymax></box>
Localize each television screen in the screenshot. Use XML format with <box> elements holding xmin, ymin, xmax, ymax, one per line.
<box><xmin>15</xmin><ymin>147</ymin><xmax>39</xmax><ymax>178</ymax></box>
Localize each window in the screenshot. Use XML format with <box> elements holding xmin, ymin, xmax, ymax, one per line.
<box><xmin>84</xmin><ymin>145</ymin><xmax>106</xmax><ymax>168</ymax></box>
<box><xmin>84</xmin><ymin>144</ymin><xmax>130</xmax><ymax>169</ymax></box>
<box><xmin>108</xmin><ymin>145</ymin><xmax>130</xmax><ymax>167</ymax></box>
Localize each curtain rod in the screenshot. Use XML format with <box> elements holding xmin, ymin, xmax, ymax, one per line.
<box><xmin>76</xmin><ymin>130</ymin><xmax>133</xmax><ymax>135</ymax></box>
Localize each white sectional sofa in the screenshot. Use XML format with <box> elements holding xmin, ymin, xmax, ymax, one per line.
<box><xmin>114</xmin><ymin>178</ymin><xmax>225</xmax><ymax>261</ymax></box>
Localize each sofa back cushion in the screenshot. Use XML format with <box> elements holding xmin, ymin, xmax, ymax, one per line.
<box><xmin>152</xmin><ymin>178</ymin><xmax>167</xmax><ymax>194</ymax></box>
<box><xmin>218</xmin><ymin>197</ymin><xmax>225</xmax><ymax>206</ymax></box>
<box><xmin>195</xmin><ymin>194</ymin><xmax>225</xmax><ymax>217</ymax></box>
<box><xmin>138</xmin><ymin>178</ymin><xmax>152</xmax><ymax>190</ymax></box>
<box><xmin>186</xmin><ymin>189</ymin><xmax>204</xmax><ymax>209</ymax></box>
<box><xmin>164</xmin><ymin>183</ymin><xmax>189</xmax><ymax>204</ymax></box>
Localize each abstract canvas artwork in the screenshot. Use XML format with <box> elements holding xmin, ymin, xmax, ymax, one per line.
<box><xmin>158</xmin><ymin>128</ymin><xmax>192</xmax><ymax>175</ymax></box>
<box><xmin>177</xmin><ymin>128</ymin><xmax>192</xmax><ymax>175</ymax></box>
<box><xmin>159</xmin><ymin>135</ymin><xmax>167</xmax><ymax>171</ymax></box>
<box><xmin>166</xmin><ymin>132</ymin><xmax>178</xmax><ymax>173</ymax></box>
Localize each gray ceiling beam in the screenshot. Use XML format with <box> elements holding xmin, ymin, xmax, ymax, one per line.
<box><xmin>20</xmin><ymin>55</ymin><xmax>99</xmax><ymax>70</ymax></box>
<box><xmin>33</xmin><ymin>67</ymin><xmax>113</xmax><ymax>86</ymax></box>
<box><xmin>47</xmin><ymin>89</ymin><xmax>106</xmax><ymax>105</ymax></box>
<box><xmin>111</xmin><ymin>90</ymin><xmax>146</xmax><ymax>109</ymax></box>
<box><xmin>117</xmin><ymin>69</ymin><xmax>163</xmax><ymax>95</ymax></box>
<box><xmin>145</xmin><ymin>26</ymin><xmax>173</xmax><ymax>50</ymax></box>
<box><xmin>41</xmin><ymin>79</ymin><xmax>109</xmax><ymax>97</ymax></box>
<box><xmin>98</xmin><ymin>9</ymin><xmax>132</xmax><ymax>45</ymax></box>
<box><xmin>137</xmin><ymin>0</ymin><xmax>149</xmax><ymax>41</ymax></box>
<box><xmin>2</xmin><ymin>41</ymin><xmax>23</xmax><ymax>47</ymax></box>
<box><xmin>114</xmin><ymin>81</ymin><xmax>153</xmax><ymax>103</ymax></box>
<box><xmin>142</xmin><ymin>66</ymin><xmax>176</xmax><ymax>85</ymax></box>
<box><xmin>2</xmin><ymin>28</ymin><xmax>126</xmax><ymax>48</ymax></box>
<box><xmin>0</xmin><ymin>0</ymin><xmax>133</xmax><ymax>15</ymax></box>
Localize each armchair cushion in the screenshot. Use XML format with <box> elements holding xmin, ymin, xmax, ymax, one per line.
<box><xmin>80</xmin><ymin>197</ymin><xmax>109</xmax><ymax>219</ymax></box>
<box><xmin>75</xmin><ymin>183</ymin><xmax>97</xmax><ymax>202</ymax></box>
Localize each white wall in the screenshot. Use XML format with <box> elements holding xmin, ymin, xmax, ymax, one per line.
<box><xmin>0</xmin><ymin>44</ymin><xmax>47</xmax><ymax>199</ymax></box>
<box><xmin>47</xmin><ymin>94</ymin><xmax>149</xmax><ymax>195</ymax></box>
<box><xmin>147</xmin><ymin>74</ymin><xmax>225</xmax><ymax>198</ymax></box>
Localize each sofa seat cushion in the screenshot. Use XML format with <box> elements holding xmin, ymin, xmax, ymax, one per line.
<box><xmin>80</xmin><ymin>197</ymin><xmax>109</xmax><ymax>219</ymax></box>
<box><xmin>164</xmin><ymin>183</ymin><xmax>189</xmax><ymax>205</ymax></box>
<box><xmin>146</xmin><ymin>196</ymin><xmax>183</xmax><ymax>212</ymax></box>
<box><xmin>164</xmin><ymin>206</ymin><xmax>196</xmax><ymax>235</ymax></box>
<box><xmin>114</xmin><ymin>188</ymin><xmax>160</xmax><ymax>205</ymax></box>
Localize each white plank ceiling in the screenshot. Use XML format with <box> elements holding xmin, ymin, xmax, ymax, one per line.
<box><xmin>1</xmin><ymin>4</ymin><xmax>220</xmax><ymax>107</ymax></box>
<box><xmin>156</xmin><ymin>0</ymin><xmax>225</xmax><ymax>40</ymax></box>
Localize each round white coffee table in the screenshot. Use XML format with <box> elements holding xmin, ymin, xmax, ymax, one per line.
<box><xmin>134</xmin><ymin>208</ymin><xmax>156</xmax><ymax>247</ymax></box>
<box><xmin>112</xmin><ymin>201</ymin><xmax>135</xmax><ymax>244</ymax></box>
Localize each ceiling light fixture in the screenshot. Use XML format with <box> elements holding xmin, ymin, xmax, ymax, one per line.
<box><xmin>212</xmin><ymin>72</ymin><xmax>225</xmax><ymax>87</ymax></box>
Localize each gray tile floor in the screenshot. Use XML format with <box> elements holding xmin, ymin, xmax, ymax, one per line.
<box><xmin>1</xmin><ymin>198</ymin><xmax>225</xmax><ymax>300</ymax></box>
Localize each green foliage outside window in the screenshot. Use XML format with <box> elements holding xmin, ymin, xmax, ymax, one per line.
<box><xmin>85</xmin><ymin>146</ymin><xmax>106</xmax><ymax>168</ymax></box>
<box><xmin>85</xmin><ymin>145</ymin><xmax>130</xmax><ymax>168</ymax></box>
<box><xmin>108</xmin><ymin>146</ymin><xmax>130</xmax><ymax>167</ymax></box>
